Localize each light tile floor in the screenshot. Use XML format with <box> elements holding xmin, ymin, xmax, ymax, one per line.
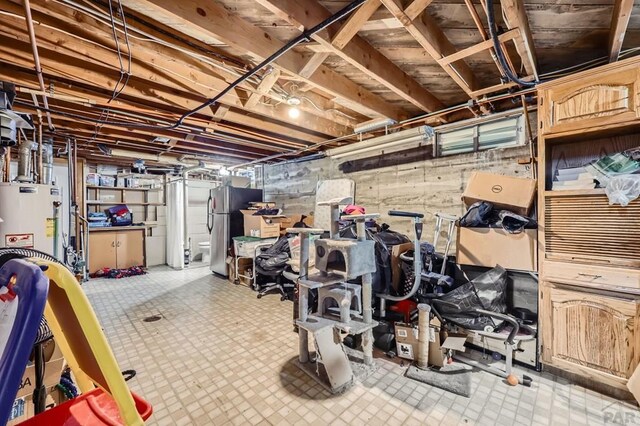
<box><xmin>83</xmin><ymin>266</ymin><xmax>638</xmax><ymax>425</ymax></box>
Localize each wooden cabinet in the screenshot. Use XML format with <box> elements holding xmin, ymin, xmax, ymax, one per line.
<box><xmin>537</xmin><ymin>56</ymin><xmax>640</xmax><ymax>393</ymax></box>
<box><xmin>538</xmin><ymin>58</ymin><xmax>640</xmax><ymax>135</ymax></box>
<box><xmin>88</xmin><ymin>231</ymin><xmax>117</xmax><ymax>271</ymax></box>
<box><xmin>540</xmin><ymin>283</ymin><xmax>640</xmax><ymax>388</ymax></box>
<box><xmin>88</xmin><ymin>229</ymin><xmax>145</xmax><ymax>273</ymax></box>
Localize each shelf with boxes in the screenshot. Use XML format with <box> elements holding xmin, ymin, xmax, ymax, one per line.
<box><xmin>537</xmin><ymin>56</ymin><xmax>640</xmax><ymax>395</ymax></box>
<box><xmin>84</xmin><ymin>172</ymin><xmax>166</xmax><ymax>274</ymax></box>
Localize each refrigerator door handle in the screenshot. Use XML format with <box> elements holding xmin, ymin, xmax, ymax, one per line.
<box><xmin>206</xmin><ymin>193</ymin><xmax>213</xmax><ymax>233</ymax></box>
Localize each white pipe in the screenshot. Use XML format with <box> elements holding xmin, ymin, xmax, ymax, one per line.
<box><xmin>23</xmin><ymin>0</ymin><xmax>54</xmax><ymax>130</ymax></box>
<box><xmin>182</xmin><ymin>161</ymin><xmax>204</xmax><ymax>264</ymax></box>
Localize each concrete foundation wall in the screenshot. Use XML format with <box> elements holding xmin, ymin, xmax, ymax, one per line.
<box><xmin>262</xmin><ymin>145</ymin><xmax>534</xmax><ymax>240</ymax></box>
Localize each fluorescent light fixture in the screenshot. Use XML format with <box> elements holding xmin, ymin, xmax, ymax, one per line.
<box><xmin>327</xmin><ymin>126</ymin><xmax>434</xmax><ymax>159</ymax></box>
<box><xmin>354</xmin><ymin>117</ymin><xmax>397</xmax><ymax>134</ymax></box>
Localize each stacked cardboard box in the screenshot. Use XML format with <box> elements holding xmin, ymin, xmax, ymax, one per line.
<box><xmin>457</xmin><ymin>172</ymin><xmax>538</xmax><ymax>272</ymax></box>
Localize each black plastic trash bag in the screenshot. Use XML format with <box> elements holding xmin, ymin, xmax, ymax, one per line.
<box><xmin>436</xmin><ymin>265</ymin><xmax>508</xmax><ymax>330</ymax></box>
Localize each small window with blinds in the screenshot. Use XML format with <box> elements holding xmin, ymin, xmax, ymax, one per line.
<box><xmin>436</xmin><ymin>115</ymin><xmax>525</xmax><ymax>157</ymax></box>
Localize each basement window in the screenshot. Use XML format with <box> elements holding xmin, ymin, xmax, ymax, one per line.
<box><xmin>436</xmin><ymin>114</ymin><xmax>525</xmax><ymax>157</ymax></box>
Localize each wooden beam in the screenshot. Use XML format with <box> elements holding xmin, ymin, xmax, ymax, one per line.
<box><xmin>298</xmin><ymin>53</ymin><xmax>330</xmax><ymax>79</ymax></box>
<box><xmin>404</xmin><ymin>0</ymin><xmax>435</xmax><ymax>21</ymax></box>
<box><xmin>500</xmin><ymin>0</ymin><xmax>538</xmax><ymax>79</ymax></box>
<box><xmin>331</xmin><ymin>0</ymin><xmax>381</xmax><ymax>50</ymax></box>
<box><xmin>122</xmin><ymin>0</ymin><xmax>407</xmax><ymax>120</ymax></box>
<box><xmin>438</xmin><ymin>29</ymin><xmax>520</xmax><ymax>66</ymax></box>
<box><xmin>8</xmin><ymin>66</ymin><xmax>309</xmax><ymax>149</ymax></box>
<box><xmin>1</xmin><ymin>9</ymin><xmax>352</xmax><ymax>138</ymax></box>
<box><xmin>380</xmin><ymin>0</ymin><xmax>481</xmax><ymax>96</ymax></box>
<box><xmin>2</xmin><ymin>0</ymin><xmax>358</xmax><ymax>129</ymax></box>
<box><xmin>254</xmin><ymin>0</ymin><xmax>445</xmax><ymax>113</ymax></box>
<box><xmin>211</xmin><ymin>104</ymin><xmax>230</xmax><ymax>122</ymax></box>
<box><xmin>0</xmin><ymin>44</ymin><xmax>328</xmax><ymax>144</ymax></box>
<box><xmin>608</xmin><ymin>0</ymin><xmax>634</xmax><ymax>62</ymax></box>
<box><xmin>244</xmin><ymin>69</ymin><xmax>281</xmax><ymax>108</ymax></box>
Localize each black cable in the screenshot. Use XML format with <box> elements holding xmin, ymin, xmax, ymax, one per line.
<box><xmin>113</xmin><ymin>0</ymin><xmax>132</xmax><ymax>100</ymax></box>
<box><xmin>485</xmin><ymin>0</ymin><xmax>536</xmax><ymax>87</ymax></box>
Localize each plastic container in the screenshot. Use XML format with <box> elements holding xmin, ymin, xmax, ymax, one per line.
<box><xmin>18</xmin><ymin>388</ymin><xmax>152</xmax><ymax>425</ymax></box>
<box><xmin>86</xmin><ymin>173</ymin><xmax>100</xmax><ymax>186</ymax></box>
<box><xmin>99</xmin><ymin>176</ymin><xmax>116</xmax><ymax>187</ymax></box>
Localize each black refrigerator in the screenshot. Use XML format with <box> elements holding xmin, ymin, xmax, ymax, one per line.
<box><xmin>207</xmin><ymin>186</ymin><xmax>263</xmax><ymax>276</ymax></box>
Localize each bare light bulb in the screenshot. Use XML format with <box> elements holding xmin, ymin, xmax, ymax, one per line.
<box><xmin>288</xmin><ymin>106</ymin><xmax>300</xmax><ymax>119</ymax></box>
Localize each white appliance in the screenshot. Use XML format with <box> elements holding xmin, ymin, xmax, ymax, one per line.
<box><xmin>0</xmin><ymin>182</ymin><xmax>63</xmax><ymax>259</ymax></box>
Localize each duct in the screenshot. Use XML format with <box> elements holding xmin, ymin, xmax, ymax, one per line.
<box><xmin>0</xmin><ymin>146</ymin><xmax>6</xmax><ymax>182</ymax></box>
<box><xmin>42</xmin><ymin>140</ymin><xmax>53</xmax><ymax>185</ymax></box>
<box><xmin>182</xmin><ymin>161</ymin><xmax>205</xmax><ymax>265</ymax></box>
<box><xmin>16</xmin><ymin>135</ymin><xmax>35</xmax><ymax>182</ymax></box>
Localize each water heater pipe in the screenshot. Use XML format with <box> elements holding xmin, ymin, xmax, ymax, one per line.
<box><xmin>23</xmin><ymin>0</ymin><xmax>54</xmax><ymax>130</ymax></box>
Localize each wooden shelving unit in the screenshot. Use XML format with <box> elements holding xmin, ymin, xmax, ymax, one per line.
<box><xmin>85</xmin><ymin>184</ymin><xmax>165</xmax><ymax>222</ymax></box>
<box><xmin>536</xmin><ymin>56</ymin><xmax>640</xmax><ymax>394</ymax></box>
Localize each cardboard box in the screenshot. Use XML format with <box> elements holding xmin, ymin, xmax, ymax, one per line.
<box><xmin>15</xmin><ymin>339</ymin><xmax>65</xmax><ymax>400</ymax></box>
<box><xmin>395</xmin><ymin>320</ymin><xmax>450</xmax><ymax>366</ymax></box>
<box><xmin>457</xmin><ymin>226</ymin><xmax>538</xmax><ymax>272</ymax></box>
<box><xmin>395</xmin><ymin>323</ymin><xmax>419</xmax><ymax>360</ymax></box>
<box><xmin>236</xmin><ymin>257</ymin><xmax>254</xmax><ymax>287</ymax></box>
<box><xmin>8</xmin><ymin>391</ymin><xmax>58</xmax><ymax>425</ymax></box>
<box><xmin>462</xmin><ymin>172</ymin><xmax>537</xmax><ymax>216</ymax></box>
<box><xmin>241</xmin><ymin>210</ymin><xmax>287</xmax><ymax>238</ymax></box>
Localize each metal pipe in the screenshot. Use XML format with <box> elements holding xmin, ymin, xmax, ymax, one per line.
<box><xmin>0</xmin><ymin>146</ymin><xmax>6</xmax><ymax>182</ymax></box>
<box><xmin>16</xmin><ymin>132</ymin><xmax>33</xmax><ymax>182</ymax></box>
<box><xmin>42</xmin><ymin>139</ymin><xmax>53</xmax><ymax>184</ymax></box>
<box><xmin>66</xmin><ymin>137</ymin><xmax>73</xmax><ymax>249</ymax></box>
<box><xmin>182</xmin><ymin>161</ymin><xmax>204</xmax><ymax>265</ymax></box>
<box><xmin>23</xmin><ymin>0</ymin><xmax>54</xmax><ymax>130</ymax></box>
<box><xmin>3</xmin><ymin>147</ymin><xmax>10</xmax><ymax>182</ymax></box>
<box><xmin>37</xmin><ymin>123</ymin><xmax>43</xmax><ymax>184</ymax></box>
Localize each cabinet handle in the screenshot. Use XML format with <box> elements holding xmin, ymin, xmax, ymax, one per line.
<box><xmin>111</xmin><ymin>241</ymin><xmax>115</xmax><ymax>247</ymax></box>
<box><xmin>116</xmin><ymin>241</ymin><xmax>121</xmax><ymax>248</ymax></box>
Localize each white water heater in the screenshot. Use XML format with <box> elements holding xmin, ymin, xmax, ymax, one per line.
<box><xmin>0</xmin><ymin>182</ymin><xmax>63</xmax><ymax>259</ymax></box>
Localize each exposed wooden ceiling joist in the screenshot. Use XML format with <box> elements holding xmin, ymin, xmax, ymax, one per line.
<box><xmin>0</xmin><ymin>1</ymin><xmax>353</xmax><ymax>139</ymax></box>
<box><xmin>379</xmin><ymin>0</ymin><xmax>481</xmax><ymax>97</ymax></box>
<box><xmin>608</xmin><ymin>0</ymin><xmax>634</xmax><ymax>62</ymax></box>
<box><xmin>243</xmin><ymin>68</ymin><xmax>281</xmax><ymax>109</ymax></box>
<box><xmin>499</xmin><ymin>0</ymin><xmax>539</xmax><ymax>80</ymax></box>
<box><xmin>120</xmin><ymin>0</ymin><xmax>408</xmax><ymax>120</ymax></box>
<box><xmin>331</xmin><ymin>0</ymin><xmax>381</xmax><ymax>50</ymax></box>
<box><xmin>255</xmin><ymin>0</ymin><xmax>446</xmax><ymax>113</ymax></box>
<box><xmin>0</xmin><ymin>37</ymin><xmax>334</xmax><ymax>144</ymax></box>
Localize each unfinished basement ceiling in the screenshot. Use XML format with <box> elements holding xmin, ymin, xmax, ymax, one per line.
<box><xmin>0</xmin><ymin>0</ymin><xmax>638</xmax><ymax>166</ymax></box>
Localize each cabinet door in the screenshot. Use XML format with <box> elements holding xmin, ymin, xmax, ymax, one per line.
<box><xmin>540</xmin><ymin>66</ymin><xmax>640</xmax><ymax>135</ymax></box>
<box><xmin>541</xmin><ymin>284</ymin><xmax>640</xmax><ymax>387</ymax></box>
<box><xmin>116</xmin><ymin>231</ymin><xmax>145</xmax><ymax>269</ymax></box>
<box><xmin>88</xmin><ymin>232</ymin><xmax>117</xmax><ymax>273</ymax></box>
